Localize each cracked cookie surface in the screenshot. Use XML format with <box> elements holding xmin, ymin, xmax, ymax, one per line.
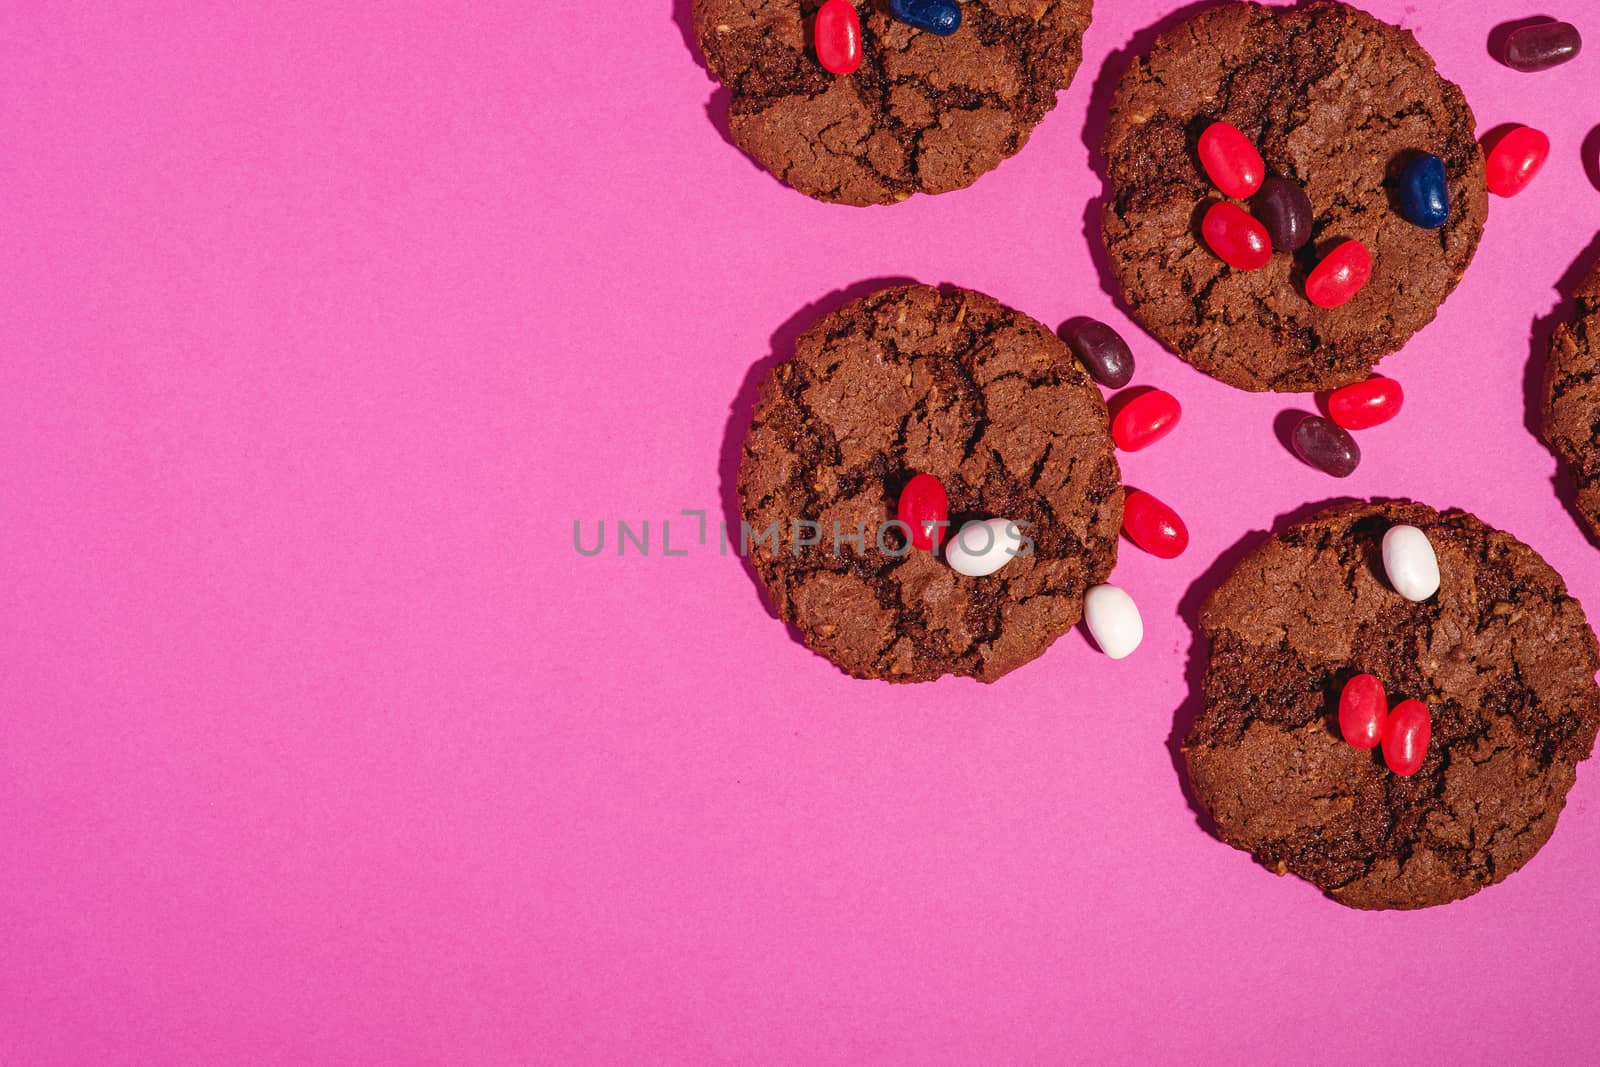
<box><xmin>693</xmin><ymin>0</ymin><xmax>1093</xmax><ymax>205</ymax></box>
<box><xmin>1101</xmin><ymin>1</ymin><xmax>1487</xmax><ymax>392</ymax></box>
<box><xmin>738</xmin><ymin>285</ymin><xmax>1122</xmax><ymax>682</ymax></box>
<box><xmin>1184</xmin><ymin>500</ymin><xmax>1600</xmax><ymax>909</ymax></box>
<box><xmin>1542</xmin><ymin>260</ymin><xmax>1600</xmax><ymax>542</ymax></box>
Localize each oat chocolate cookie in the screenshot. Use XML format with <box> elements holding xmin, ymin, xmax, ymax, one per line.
<box><xmin>694</xmin><ymin>0</ymin><xmax>1094</xmax><ymax>205</ymax></box>
<box><xmin>737</xmin><ymin>284</ymin><xmax>1122</xmax><ymax>681</ymax></box>
<box><xmin>1102</xmin><ymin>1</ymin><xmax>1487</xmax><ymax>391</ymax></box>
<box><xmin>1542</xmin><ymin>259</ymin><xmax>1600</xmax><ymax>541</ymax></box>
<box><xmin>1184</xmin><ymin>500</ymin><xmax>1600</xmax><ymax>909</ymax></box>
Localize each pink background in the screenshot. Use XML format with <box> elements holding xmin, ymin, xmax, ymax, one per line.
<box><xmin>4</xmin><ymin>1</ymin><xmax>1599</xmax><ymax>1062</ymax></box>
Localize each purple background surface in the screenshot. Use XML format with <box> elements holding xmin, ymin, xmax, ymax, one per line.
<box><xmin>4</xmin><ymin>1</ymin><xmax>1599</xmax><ymax>1063</ymax></box>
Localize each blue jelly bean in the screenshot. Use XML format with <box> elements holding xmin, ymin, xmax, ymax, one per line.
<box><xmin>1398</xmin><ymin>154</ymin><xmax>1449</xmax><ymax>229</ymax></box>
<box><xmin>890</xmin><ymin>0</ymin><xmax>961</xmax><ymax>36</ymax></box>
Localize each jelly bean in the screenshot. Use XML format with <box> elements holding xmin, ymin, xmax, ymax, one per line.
<box><xmin>1485</xmin><ymin>126</ymin><xmax>1549</xmax><ymax>197</ymax></box>
<box><xmin>1338</xmin><ymin>674</ymin><xmax>1389</xmax><ymax>750</ymax></box>
<box><xmin>889</xmin><ymin>0</ymin><xmax>960</xmax><ymax>36</ymax></box>
<box><xmin>1398</xmin><ymin>154</ymin><xmax>1449</xmax><ymax>229</ymax></box>
<box><xmin>1502</xmin><ymin>21</ymin><xmax>1582</xmax><ymax>72</ymax></box>
<box><xmin>1084</xmin><ymin>583</ymin><xmax>1143</xmax><ymax>660</ymax></box>
<box><xmin>1305</xmin><ymin>240</ymin><xmax>1372</xmax><ymax>309</ymax></box>
<box><xmin>1328</xmin><ymin>377</ymin><xmax>1403</xmax><ymax>430</ymax></box>
<box><xmin>1201</xmin><ymin>201</ymin><xmax>1272</xmax><ymax>270</ymax></box>
<box><xmin>1198</xmin><ymin>121</ymin><xmax>1266</xmax><ymax>198</ymax></box>
<box><xmin>1253</xmin><ymin>176</ymin><xmax>1313</xmax><ymax>252</ymax></box>
<box><xmin>945</xmin><ymin>517</ymin><xmax>1023</xmax><ymax>577</ymax></box>
<box><xmin>1291</xmin><ymin>415</ymin><xmax>1361</xmax><ymax>477</ymax></box>
<box><xmin>897</xmin><ymin>472</ymin><xmax>948</xmax><ymax>552</ymax></box>
<box><xmin>1383</xmin><ymin>699</ymin><xmax>1432</xmax><ymax>777</ymax></box>
<box><xmin>1112</xmin><ymin>389</ymin><xmax>1181</xmax><ymax>451</ymax></box>
<box><xmin>1381</xmin><ymin>524</ymin><xmax>1440</xmax><ymax>602</ymax></box>
<box><xmin>1122</xmin><ymin>489</ymin><xmax>1189</xmax><ymax>558</ymax></box>
<box><xmin>815</xmin><ymin>0</ymin><xmax>863</xmax><ymax>75</ymax></box>
<box><xmin>1059</xmin><ymin>317</ymin><xmax>1135</xmax><ymax>389</ymax></box>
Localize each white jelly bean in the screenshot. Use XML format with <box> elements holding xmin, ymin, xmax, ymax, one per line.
<box><xmin>1084</xmin><ymin>583</ymin><xmax>1142</xmax><ymax>660</ymax></box>
<box><xmin>944</xmin><ymin>517</ymin><xmax>1023</xmax><ymax>578</ymax></box>
<box><xmin>1382</xmin><ymin>524</ymin><xmax>1440</xmax><ymax>602</ymax></box>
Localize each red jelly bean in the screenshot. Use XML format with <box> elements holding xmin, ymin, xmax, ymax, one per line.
<box><xmin>1485</xmin><ymin>126</ymin><xmax>1550</xmax><ymax>197</ymax></box>
<box><xmin>1198</xmin><ymin>122</ymin><xmax>1266</xmax><ymax>199</ymax></box>
<box><xmin>1112</xmin><ymin>390</ymin><xmax>1181</xmax><ymax>452</ymax></box>
<box><xmin>1122</xmin><ymin>489</ymin><xmax>1189</xmax><ymax>558</ymax></box>
<box><xmin>1338</xmin><ymin>674</ymin><xmax>1388</xmax><ymax>750</ymax></box>
<box><xmin>1201</xmin><ymin>201</ymin><xmax>1271</xmax><ymax>271</ymax></box>
<box><xmin>1328</xmin><ymin>377</ymin><xmax>1403</xmax><ymax>430</ymax></box>
<box><xmin>815</xmin><ymin>0</ymin><xmax>863</xmax><ymax>75</ymax></box>
<box><xmin>897</xmin><ymin>472</ymin><xmax>948</xmax><ymax>552</ymax></box>
<box><xmin>1305</xmin><ymin>240</ymin><xmax>1372</xmax><ymax>309</ymax></box>
<box><xmin>1383</xmin><ymin>699</ymin><xmax>1432</xmax><ymax>777</ymax></box>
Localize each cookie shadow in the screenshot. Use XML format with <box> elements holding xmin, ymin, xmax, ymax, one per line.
<box><xmin>672</xmin><ymin>0</ymin><xmax>744</xmax><ymax>157</ymax></box>
<box><xmin>1583</xmin><ymin>125</ymin><xmax>1600</xmax><ymax>193</ymax></box>
<box><xmin>1167</xmin><ymin>496</ymin><xmax>1359</xmax><ymax>837</ymax></box>
<box><xmin>1078</xmin><ymin>0</ymin><xmax>1232</xmax><ymax>310</ymax></box>
<box><xmin>719</xmin><ymin>277</ymin><xmax>921</xmax><ymax>638</ymax></box>
<box><xmin>1522</xmin><ymin>231</ymin><xmax>1600</xmax><ymax>547</ymax></box>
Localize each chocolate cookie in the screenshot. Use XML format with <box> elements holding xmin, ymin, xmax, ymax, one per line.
<box><xmin>737</xmin><ymin>284</ymin><xmax>1122</xmax><ymax>682</ymax></box>
<box><xmin>1542</xmin><ymin>259</ymin><xmax>1600</xmax><ymax>541</ymax></box>
<box><xmin>693</xmin><ymin>0</ymin><xmax>1094</xmax><ymax>205</ymax></box>
<box><xmin>1101</xmin><ymin>1</ymin><xmax>1487</xmax><ymax>392</ymax></box>
<box><xmin>1184</xmin><ymin>500</ymin><xmax>1600</xmax><ymax>909</ymax></box>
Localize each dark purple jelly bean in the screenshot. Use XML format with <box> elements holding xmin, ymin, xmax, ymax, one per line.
<box><xmin>1292</xmin><ymin>415</ymin><xmax>1361</xmax><ymax>477</ymax></box>
<box><xmin>1252</xmin><ymin>176</ymin><xmax>1313</xmax><ymax>252</ymax></box>
<box><xmin>1059</xmin><ymin>317</ymin><xmax>1135</xmax><ymax>388</ymax></box>
<box><xmin>1502</xmin><ymin>21</ymin><xmax>1582</xmax><ymax>72</ymax></box>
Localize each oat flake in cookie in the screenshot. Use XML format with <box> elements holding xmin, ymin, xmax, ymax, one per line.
<box><xmin>1184</xmin><ymin>500</ymin><xmax>1600</xmax><ymax>909</ymax></box>
<box><xmin>693</xmin><ymin>0</ymin><xmax>1094</xmax><ymax>205</ymax></box>
<box><xmin>737</xmin><ymin>285</ymin><xmax>1122</xmax><ymax>682</ymax></box>
<box><xmin>1542</xmin><ymin>259</ymin><xmax>1600</xmax><ymax>542</ymax></box>
<box><xmin>1101</xmin><ymin>1</ymin><xmax>1487</xmax><ymax>392</ymax></box>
